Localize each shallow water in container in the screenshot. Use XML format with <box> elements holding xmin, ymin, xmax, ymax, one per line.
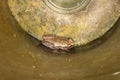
<box><xmin>0</xmin><ymin>1</ymin><xmax>120</xmax><ymax>80</ymax></box>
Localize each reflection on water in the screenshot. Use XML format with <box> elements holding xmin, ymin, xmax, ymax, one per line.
<box><xmin>0</xmin><ymin>0</ymin><xmax>120</xmax><ymax>80</ymax></box>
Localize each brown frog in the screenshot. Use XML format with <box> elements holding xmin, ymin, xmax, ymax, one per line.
<box><xmin>42</xmin><ymin>35</ymin><xmax>74</xmax><ymax>50</ymax></box>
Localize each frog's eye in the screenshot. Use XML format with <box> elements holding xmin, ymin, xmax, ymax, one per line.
<box><xmin>68</xmin><ymin>39</ymin><xmax>74</xmax><ymax>44</ymax></box>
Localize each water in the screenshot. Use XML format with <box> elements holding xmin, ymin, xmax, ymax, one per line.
<box><xmin>0</xmin><ymin>0</ymin><xmax>120</xmax><ymax>80</ymax></box>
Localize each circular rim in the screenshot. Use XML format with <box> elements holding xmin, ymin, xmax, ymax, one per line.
<box><xmin>43</xmin><ymin>0</ymin><xmax>90</xmax><ymax>14</ymax></box>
